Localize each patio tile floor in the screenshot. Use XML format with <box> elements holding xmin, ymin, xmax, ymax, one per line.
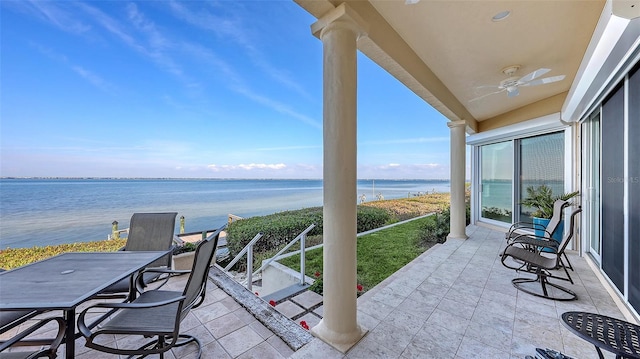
<box><xmin>4</xmin><ymin>223</ymin><xmax>635</xmax><ymax>358</ymax></box>
<box><xmin>291</xmin><ymin>224</ymin><xmax>632</xmax><ymax>359</ymax></box>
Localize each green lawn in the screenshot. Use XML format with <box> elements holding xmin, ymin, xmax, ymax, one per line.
<box><xmin>278</xmin><ymin>215</ymin><xmax>438</xmax><ymax>293</ymax></box>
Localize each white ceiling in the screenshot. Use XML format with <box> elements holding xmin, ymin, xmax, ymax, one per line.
<box><xmin>295</xmin><ymin>0</ymin><xmax>606</xmax><ymax>127</ymax></box>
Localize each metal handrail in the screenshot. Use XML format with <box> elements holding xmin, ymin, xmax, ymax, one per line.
<box><xmin>224</xmin><ymin>233</ymin><xmax>263</xmax><ymax>272</ymax></box>
<box><xmin>244</xmin><ymin>224</ymin><xmax>316</xmax><ymax>288</ymax></box>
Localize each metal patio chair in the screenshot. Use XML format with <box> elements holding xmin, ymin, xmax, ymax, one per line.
<box><xmin>98</xmin><ymin>212</ymin><xmax>178</xmax><ymax>298</ymax></box>
<box><xmin>0</xmin><ymin>270</ymin><xmax>52</xmax><ymax>356</ymax></box>
<box><xmin>0</xmin><ymin>315</ymin><xmax>66</xmax><ymax>359</ymax></box>
<box><xmin>504</xmin><ymin>199</ymin><xmax>574</xmax><ymax>271</ymax></box>
<box><xmin>505</xmin><ymin>199</ymin><xmax>569</xmax><ymax>244</ymax></box>
<box><xmin>78</xmin><ymin>227</ymin><xmax>222</xmax><ymax>359</ymax></box>
<box><xmin>500</xmin><ymin>207</ymin><xmax>582</xmax><ymax>301</ymax></box>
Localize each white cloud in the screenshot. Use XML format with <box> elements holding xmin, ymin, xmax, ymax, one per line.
<box><xmin>207</xmin><ymin>163</ymin><xmax>287</xmax><ymax>172</ymax></box>
<box><xmin>166</xmin><ymin>1</ymin><xmax>310</xmax><ymax>99</ymax></box>
<box><xmin>233</xmin><ymin>86</ymin><xmax>322</xmax><ymax>129</ymax></box>
<box><xmin>11</xmin><ymin>0</ymin><xmax>91</xmax><ymax>34</ymax></box>
<box><xmin>71</xmin><ymin>66</ymin><xmax>113</xmax><ymax>93</ymax></box>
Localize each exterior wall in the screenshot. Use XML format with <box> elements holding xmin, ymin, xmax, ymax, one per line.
<box><xmin>563</xmin><ymin>10</ymin><xmax>639</xmax><ymax>318</ymax></box>
<box><xmin>479</xmin><ymin>92</ymin><xmax>567</xmax><ymax>132</ymax></box>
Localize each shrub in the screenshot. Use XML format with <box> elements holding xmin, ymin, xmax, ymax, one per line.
<box><xmin>356</xmin><ymin>206</ymin><xmax>391</xmax><ymax>233</ymax></box>
<box><xmin>308</xmin><ymin>276</ymin><xmax>323</xmax><ymax>295</ymax></box>
<box><xmin>226</xmin><ymin>207</ymin><xmax>324</xmax><ymax>258</ymax></box>
<box><xmin>418</xmin><ymin>208</ymin><xmax>451</xmax><ymax>245</ymax></box>
<box><xmin>0</xmin><ymin>239</ymin><xmax>126</xmax><ymax>270</ymax></box>
<box><xmin>362</xmin><ymin>193</ymin><xmax>450</xmax><ymax>221</ymax></box>
<box><xmin>418</xmin><ymin>201</ymin><xmax>471</xmax><ymax>245</ymax></box>
<box><xmin>173</xmin><ymin>241</ymin><xmax>198</xmax><ymax>255</ymax></box>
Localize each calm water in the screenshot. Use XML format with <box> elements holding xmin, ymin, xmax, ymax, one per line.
<box><xmin>0</xmin><ymin>178</ymin><xmax>450</xmax><ymax>249</ymax></box>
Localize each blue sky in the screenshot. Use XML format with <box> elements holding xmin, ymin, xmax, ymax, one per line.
<box><xmin>1</xmin><ymin>1</ymin><xmax>452</xmax><ymax>180</ymax></box>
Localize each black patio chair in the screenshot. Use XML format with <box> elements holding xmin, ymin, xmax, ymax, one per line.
<box><xmin>505</xmin><ymin>199</ymin><xmax>569</xmax><ymax>243</ymax></box>
<box><xmin>0</xmin><ymin>271</ymin><xmax>51</xmax><ymax>354</ymax></box>
<box><xmin>504</xmin><ymin>199</ymin><xmax>574</xmax><ymax>271</ymax></box>
<box><xmin>78</xmin><ymin>226</ymin><xmax>222</xmax><ymax>359</ymax></box>
<box><xmin>0</xmin><ymin>316</ymin><xmax>66</xmax><ymax>359</ymax></box>
<box><xmin>501</xmin><ymin>207</ymin><xmax>582</xmax><ymax>301</ymax></box>
<box><xmin>1</xmin><ymin>310</ymin><xmax>40</xmax><ymax>336</ymax></box>
<box><xmin>98</xmin><ymin>212</ymin><xmax>178</xmax><ymax>298</ymax></box>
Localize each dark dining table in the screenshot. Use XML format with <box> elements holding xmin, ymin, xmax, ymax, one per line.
<box><xmin>561</xmin><ymin>311</ymin><xmax>640</xmax><ymax>359</ymax></box>
<box><xmin>0</xmin><ymin>251</ymin><xmax>170</xmax><ymax>359</ymax></box>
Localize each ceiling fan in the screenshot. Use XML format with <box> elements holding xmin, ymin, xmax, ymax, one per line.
<box><xmin>470</xmin><ymin>65</ymin><xmax>566</xmax><ymax>102</ymax></box>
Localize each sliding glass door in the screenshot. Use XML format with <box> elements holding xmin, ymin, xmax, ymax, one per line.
<box><xmin>480</xmin><ymin>141</ymin><xmax>513</xmax><ymax>223</ymax></box>
<box><xmin>601</xmin><ymin>83</ymin><xmax>625</xmax><ymax>292</ymax></box>
<box><xmin>518</xmin><ymin>132</ymin><xmax>565</xmax><ymax>223</ymax></box>
<box><xmin>478</xmin><ymin>131</ymin><xmax>566</xmax><ymax>225</ymax></box>
<box><xmin>582</xmin><ymin>110</ymin><xmax>601</xmax><ymax>261</ymax></box>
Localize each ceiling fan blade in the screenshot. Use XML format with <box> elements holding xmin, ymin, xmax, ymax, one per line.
<box><xmin>518</xmin><ymin>68</ymin><xmax>551</xmax><ymax>83</ymax></box>
<box><xmin>476</xmin><ymin>84</ymin><xmax>501</xmax><ymax>89</ymax></box>
<box><xmin>507</xmin><ymin>87</ymin><xmax>519</xmax><ymax>97</ymax></box>
<box><xmin>468</xmin><ymin>89</ymin><xmax>506</xmax><ymax>102</ymax></box>
<box><xmin>520</xmin><ymin>75</ymin><xmax>566</xmax><ymax>87</ymax></box>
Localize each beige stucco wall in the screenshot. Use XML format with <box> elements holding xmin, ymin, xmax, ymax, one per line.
<box><xmin>478</xmin><ymin>92</ymin><xmax>568</xmax><ymax>132</ymax></box>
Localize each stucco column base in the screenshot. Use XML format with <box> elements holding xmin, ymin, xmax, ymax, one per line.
<box><xmin>447</xmin><ymin>232</ymin><xmax>468</xmax><ymax>240</ymax></box>
<box><xmin>311</xmin><ymin>319</ymin><xmax>367</xmax><ymax>353</ymax></box>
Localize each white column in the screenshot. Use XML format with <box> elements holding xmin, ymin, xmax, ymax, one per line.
<box><xmin>310</xmin><ymin>3</ymin><xmax>367</xmax><ymax>353</ymax></box>
<box><xmin>447</xmin><ymin>120</ymin><xmax>468</xmax><ymax>239</ymax></box>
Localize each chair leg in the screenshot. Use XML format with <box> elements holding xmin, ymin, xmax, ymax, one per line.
<box><xmin>560</xmin><ymin>259</ymin><xmax>574</xmax><ymax>285</ymax></box>
<box><xmin>123</xmin><ymin>336</ymin><xmax>168</xmax><ymax>359</ymax></box>
<box><xmin>174</xmin><ymin>334</ymin><xmax>202</xmax><ymax>359</ymax></box>
<box><xmin>562</xmin><ymin>252</ymin><xmax>574</xmax><ymax>271</ymax></box>
<box><xmin>512</xmin><ymin>271</ymin><xmax>577</xmax><ymax>301</ymax></box>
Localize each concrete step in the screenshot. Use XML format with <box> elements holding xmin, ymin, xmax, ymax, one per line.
<box><xmin>262</xmin><ymin>283</ymin><xmax>309</xmax><ymax>304</ymax></box>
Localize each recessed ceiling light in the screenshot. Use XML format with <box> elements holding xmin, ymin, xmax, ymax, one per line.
<box><xmin>492</xmin><ymin>10</ymin><xmax>511</xmax><ymax>22</ymax></box>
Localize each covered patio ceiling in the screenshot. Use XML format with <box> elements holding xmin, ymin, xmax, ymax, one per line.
<box><xmin>294</xmin><ymin>0</ymin><xmax>607</xmax><ymax>132</ymax></box>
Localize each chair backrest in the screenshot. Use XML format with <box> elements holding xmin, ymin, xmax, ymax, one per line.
<box><xmin>125</xmin><ymin>212</ymin><xmax>177</xmax><ymax>268</ymax></box>
<box><xmin>545</xmin><ymin>199</ymin><xmax>570</xmax><ymax>237</ymax></box>
<box><xmin>556</xmin><ymin>207</ymin><xmax>582</xmax><ymax>255</ymax></box>
<box><xmin>180</xmin><ymin>226</ymin><xmax>222</xmax><ymax>319</ymax></box>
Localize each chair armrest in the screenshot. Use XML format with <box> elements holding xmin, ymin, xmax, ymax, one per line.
<box><xmin>78</xmin><ymin>294</ymin><xmax>186</xmax><ymax>338</ymax></box>
<box><xmin>133</xmin><ymin>267</ymin><xmax>190</xmax><ymax>294</ymax></box>
<box><xmin>0</xmin><ymin>316</ymin><xmax>65</xmax><ymax>353</ymax></box>
<box><xmin>507</xmin><ymin>221</ymin><xmax>547</xmax><ymax>233</ymax></box>
<box><xmin>511</xmin><ymin>234</ymin><xmax>559</xmax><ymax>252</ymax></box>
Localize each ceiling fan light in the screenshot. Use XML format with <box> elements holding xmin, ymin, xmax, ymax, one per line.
<box><xmin>492</xmin><ymin>10</ymin><xmax>511</xmax><ymax>22</ymax></box>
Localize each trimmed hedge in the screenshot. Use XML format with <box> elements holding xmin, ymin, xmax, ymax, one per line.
<box><xmin>226</xmin><ymin>205</ymin><xmax>390</xmax><ymax>259</ymax></box>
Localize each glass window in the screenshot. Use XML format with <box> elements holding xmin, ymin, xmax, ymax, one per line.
<box><xmin>478</xmin><ymin>131</ymin><xmax>566</xmax><ymax>225</ymax></box>
<box><xmin>480</xmin><ymin>141</ymin><xmax>513</xmax><ymax>223</ymax></box>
